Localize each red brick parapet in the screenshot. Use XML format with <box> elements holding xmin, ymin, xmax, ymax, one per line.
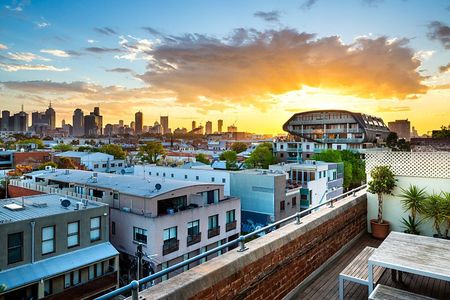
<box><xmin>7</xmin><ymin>185</ymin><xmax>44</xmax><ymax>198</ymax></box>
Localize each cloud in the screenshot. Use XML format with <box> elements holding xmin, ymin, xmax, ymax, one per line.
<box><xmin>427</xmin><ymin>21</ymin><xmax>450</xmax><ymax>49</ymax></box>
<box><xmin>0</xmin><ymin>63</ymin><xmax>69</xmax><ymax>72</ymax></box>
<box><xmin>1</xmin><ymin>80</ymin><xmax>96</xmax><ymax>93</ymax></box>
<box><xmin>300</xmin><ymin>0</ymin><xmax>318</xmax><ymax>10</ymax></box>
<box><xmin>413</xmin><ymin>50</ymin><xmax>434</xmax><ymax>61</ymax></box>
<box><xmin>106</xmin><ymin>67</ymin><xmax>134</xmax><ymax>73</ymax></box>
<box><xmin>5</xmin><ymin>4</ymin><xmax>23</xmax><ymax>12</ymax></box>
<box><xmin>40</xmin><ymin>49</ymin><xmax>70</xmax><ymax>57</ymax></box>
<box><xmin>94</xmin><ymin>27</ymin><xmax>117</xmax><ymax>35</ymax></box>
<box><xmin>0</xmin><ymin>43</ymin><xmax>7</xmax><ymax>50</ymax></box>
<box><xmin>36</xmin><ymin>21</ymin><xmax>50</xmax><ymax>28</ymax></box>
<box><xmin>137</xmin><ymin>28</ymin><xmax>428</xmax><ymax>111</ymax></box>
<box><xmin>142</xmin><ymin>27</ymin><xmax>161</xmax><ymax>36</ymax></box>
<box><xmin>87</xmin><ymin>39</ymin><xmax>98</xmax><ymax>44</ymax></box>
<box><xmin>114</xmin><ymin>35</ymin><xmax>153</xmax><ymax>61</ymax></box>
<box><xmin>85</xmin><ymin>47</ymin><xmax>121</xmax><ymax>53</ymax></box>
<box><xmin>254</xmin><ymin>11</ymin><xmax>280</xmax><ymax>23</ymax></box>
<box><xmin>8</xmin><ymin>52</ymin><xmax>50</xmax><ymax>62</ymax></box>
<box><xmin>431</xmin><ymin>83</ymin><xmax>450</xmax><ymax>90</ymax></box>
<box><xmin>377</xmin><ymin>106</ymin><xmax>411</xmax><ymax>112</ymax></box>
<box><xmin>439</xmin><ymin>63</ymin><xmax>450</xmax><ymax>73</ymax></box>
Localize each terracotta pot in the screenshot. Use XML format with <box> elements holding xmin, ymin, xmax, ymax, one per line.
<box><xmin>370</xmin><ymin>219</ymin><xmax>390</xmax><ymax>239</ymax></box>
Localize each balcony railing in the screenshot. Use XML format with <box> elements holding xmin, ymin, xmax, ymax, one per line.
<box><xmin>95</xmin><ymin>184</ymin><xmax>368</xmax><ymax>300</ymax></box>
<box><xmin>162</xmin><ymin>239</ymin><xmax>179</xmax><ymax>256</ymax></box>
<box><xmin>226</xmin><ymin>220</ymin><xmax>237</xmax><ymax>232</ymax></box>
<box><xmin>187</xmin><ymin>233</ymin><xmax>201</xmax><ymax>246</ymax></box>
<box><xmin>207</xmin><ymin>226</ymin><xmax>220</xmax><ymax>238</ymax></box>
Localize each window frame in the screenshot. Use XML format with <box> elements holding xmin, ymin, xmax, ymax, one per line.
<box><xmin>226</xmin><ymin>210</ymin><xmax>235</xmax><ymax>224</ymax></box>
<box><xmin>42</xmin><ymin>225</ymin><xmax>55</xmax><ymax>255</ymax></box>
<box><xmin>7</xmin><ymin>232</ymin><xmax>23</xmax><ymax>264</ymax></box>
<box><xmin>208</xmin><ymin>214</ymin><xmax>219</xmax><ymax>229</ymax></box>
<box><xmin>90</xmin><ymin>217</ymin><xmax>101</xmax><ymax>242</ymax></box>
<box><xmin>133</xmin><ymin>226</ymin><xmax>148</xmax><ymax>244</ymax></box>
<box><xmin>67</xmin><ymin>221</ymin><xmax>80</xmax><ymax>248</ymax></box>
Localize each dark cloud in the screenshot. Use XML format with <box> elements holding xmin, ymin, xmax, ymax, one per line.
<box><xmin>1</xmin><ymin>81</ymin><xmax>92</xmax><ymax>93</ymax></box>
<box><xmin>142</xmin><ymin>27</ymin><xmax>161</xmax><ymax>36</ymax></box>
<box><xmin>300</xmin><ymin>0</ymin><xmax>318</xmax><ymax>10</ymax></box>
<box><xmin>427</xmin><ymin>21</ymin><xmax>450</xmax><ymax>49</ymax></box>
<box><xmin>106</xmin><ymin>67</ymin><xmax>134</xmax><ymax>73</ymax></box>
<box><xmin>377</xmin><ymin>106</ymin><xmax>411</xmax><ymax>112</ymax></box>
<box><xmin>439</xmin><ymin>63</ymin><xmax>450</xmax><ymax>73</ymax></box>
<box><xmin>137</xmin><ymin>28</ymin><xmax>427</xmax><ymax>110</ymax></box>
<box><xmin>85</xmin><ymin>47</ymin><xmax>121</xmax><ymax>53</ymax></box>
<box><xmin>66</xmin><ymin>50</ymin><xmax>82</xmax><ymax>56</ymax></box>
<box><xmin>254</xmin><ymin>11</ymin><xmax>280</xmax><ymax>23</ymax></box>
<box><xmin>94</xmin><ymin>27</ymin><xmax>117</xmax><ymax>35</ymax></box>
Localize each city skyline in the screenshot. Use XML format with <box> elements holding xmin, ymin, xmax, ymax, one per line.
<box><xmin>1</xmin><ymin>0</ymin><xmax>450</xmax><ymax>135</ymax></box>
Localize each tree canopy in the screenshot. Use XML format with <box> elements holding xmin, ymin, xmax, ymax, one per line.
<box><xmin>138</xmin><ymin>141</ymin><xmax>165</xmax><ymax>163</ymax></box>
<box><xmin>244</xmin><ymin>143</ymin><xmax>276</xmax><ymax>169</ymax></box>
<box><xmin>99</xmin><ymin>144</ymin><xmax>126</xmax><ymax>160</ymax></box>
<box><xmin>432</xmin><ymin>126</ymin><xmax>450</xmax><ymax>138</ymax></box>
<box><xmin>16</xmin><ymin>138</ymin><xmax>44</xmax><ymax>149</ymax></box>
<box><xmin>53</xmin><ymin>143</ymin><xmax>73</xmax><ymax>152</ymax></box>
<box><xmin>230</xmin><ymin>142</ymin><xmax>247</xmax><ymax>154</ymax></box>
<box><xmin>219</xmin><ymin>150</ymin><xmax>238</xmax><ymax>170</ymax></box>
<box><xmin>195</xmin><ymin>153</ymin><xmax>210</xmax><ymax>165</ymax></box>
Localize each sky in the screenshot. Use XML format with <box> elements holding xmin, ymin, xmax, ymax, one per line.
<box><xmin>0</xmin><ymin>0</ymin><xmax>449</xmax><ymax>135</ymax></box>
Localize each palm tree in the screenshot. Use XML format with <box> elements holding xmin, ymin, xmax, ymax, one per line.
<box><xmin>422</xmin><ymin>194</ymin><xmax>445</xmax><ymax>238</ymax></box>
<box><xmin>398</xmin><ymin>185</ymin><xmax>427</xmax><ymax>234</ymax></box>
<box><xmin>442</xmin><ymin>192</ymin><xmax>450</xmax><ymax>238</ymax></box>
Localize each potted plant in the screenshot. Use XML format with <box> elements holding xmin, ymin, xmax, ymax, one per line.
<box><xmin>441</xmin><ymin>192</ymin><xmax>450</xmax><ymax>239</ymax></box>
<box><xmin>422</xmin><ymin>194</ymin><xmax>445</xmax><ymax>238</ymax></box>
<box><xmin>398</xmin><ymin>185</ymin><xmax>426</xmax><ymax>235</ymax></box>
<box><xmin>368</xmin><ymin>166</ymin><xmax>396</xmax><ymax>239</ymax></box>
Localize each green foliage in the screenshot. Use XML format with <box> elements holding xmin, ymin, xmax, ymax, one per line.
<box><xmin>244</xmin><ymin>143</ymin><xmax>276</xmax><ymax>169</ymax></box>
<box><xmin>401</xmin><ymin>215</ymin><xmax>423</xmax><ymax>235</ymax></box>
<box><xmin>195</xmin><ymin>153</ymin><xmax>210</xmax><ymax>165</ymax></box>
<box><xmin>16</xmin><ymin>138</ymin><xmax>44</xmax><ymax>149</ymax></box>
<box><xmin>77</xmin><ymin>146</ymin><xmax>97</xmax><ymax>152</ymax></box>
<box><xmin>442</xmin><ymin>192</ymin><xmax>450</xmax><ymax>238</ymax></box>
<box><xmin>219</xmin><ymin>150</ymin><xmax>238</xmax><ymax>170</ymax></box>
<box><xmin>53</xmin><ymin>143</ymin><xmax>73</xmax><ymax>152</ymax></box>
<box><xmin>138</xmin><ymin>141</ymin><xmax>165</xmax><ymax>163</ymax></box>
<box><xmin>385</xmin><ymin>132</ymin><xmax>410</xmax><ymax>151</ymax></box>
<box><xmin>312</xmin><ymin>149</ymin><xmax>341</xmax><ymax>163</ymax></box>
<box><xmin>100</xmin><ymin>144</ymin><xmax>126</xmax><ymax>159</ymax></box>
<box><xmin>422</xmin><ymin>194</ymin><xmax>446</xmax><ymax>237</ymax></box>
<box><xmin>432</xmin><ymin>126</ymin><xmax>450</xmax><ymax>138</ymax></box>
<box><xmin>368</xmin><ymin>166</ymin><xmax>396</xmax><ymax>223</ymax></box>
<box><xmin>38</xmin><ymin>162</ymin><xmax>58</xmax><ymax>170</ymax></box>
<box><xmin>230</xmin><ymin>142</ymin><xmax>247</xmax><ymax>154</ymax></box>
<box><xmin>57</xmin><ymin>157</ymin><xmax>77</xmax><ymax>169</ymax></box>
<box><xmin>398</xmin><ymin>185</ymin><xmax>426</xmax><ymax>221</ymax></box>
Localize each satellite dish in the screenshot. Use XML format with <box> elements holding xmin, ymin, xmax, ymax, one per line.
<box><xmin>61</xmin><ymin>199</ymin><xmax>71</xmax><ymax>208</ymax></box>
<box><xmin>155</xmin><ymin>183</ymin><xmax>162</xmax><ymax>191</ymax></box>
<box><xmin>121</xmin><ymin>169</ymin><xmax>126</xmax><ymax>175</ymax></box>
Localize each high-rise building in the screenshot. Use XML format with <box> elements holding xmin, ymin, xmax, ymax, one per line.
<box><xmin>119</xmin><ymin>120</ymin><xmax>124</xmax><ymax>127</ymax></box>
<box><xmin>94</xmin><ymin>106</ymin><xmax>100</xmax><ymax>116</ymax></box>
<box><xmin>227</xmin><ymin>125</ymin><xmax>237</xmax><ymax>133</ymax></box>
<box><xmin>1</xmin><ymin>110</ymin><xmax>10</xmax><ymax>131</ymax></box>
<box><xmin>388</xmin><ymin>119</ymin><xmax>411</xmax><ymax>141</ymax></box>
<box><xmin>205</xmin><ymin>121</ymin><xmax>212</xmax><ymax>135</ymax></box>
<box><xmin>84</xmin><ymin>107</ymin><xmax>103</xmax><ymax>137</ymax></box>
<box><xmin>13</xmin><ymin>106</ymin><xmax>28</xmax><ymax>132</ymax></box>
<box><xmin>72</xmin><ymin>108</ymin><xmax>84</xmax><ymax>137</ymax></box>
<box><xmin>31</xmin><ymin>111</ymin><xmax>48</xmax><ymax>134</ymax></box>
<box><xmin>160</xmin><ymin>116</ymin><xmax>169</xmax><ymax>134</ymax></box>
<box><xmin>192</xmin><ymin>120</ymin><xmax>196</xmax><ymax>131</ymax></box>
<box><xmin>45</xmin><ymin>101</ymin><xmax>56</xmax><ymax>130</ymax></box>
<box><xmin>135</xmin><ymin>111</ymin><xmax>143</xmax><ymax>134</ymax></box>
<box><xmin>218</xmin><ymin>119</ymin><xmax>223</xmax><ymax>133</ymax></box>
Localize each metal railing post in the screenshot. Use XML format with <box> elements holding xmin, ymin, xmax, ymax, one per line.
<box><xmin>295</xmin><ymin>212</ymin><xmax>301</xmax><ymax>224</ymax></box>
<box><xmin>237</xmin><ymin>236</ymin><xmax>248</xmax><ymax>252</ymax></box>
<box><xmin>329</xmin><ymin>199</ymin><xmax>334</xmax><ymax>208</ymax></box>
<box><xmin>131</xmin><ymin>280</ymin><xmax>139</xmax><ymax>300</ymax></box>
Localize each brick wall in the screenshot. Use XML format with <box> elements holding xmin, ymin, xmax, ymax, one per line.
<box><xmin>136</xmin><ymin>191</ymin><xmax>367</xmax><ymax>300</ymax></box>
<box><xmin>7</xmin><ymin>185</ymin><xmax>44</xmax><ymax>198</ymax></box>
<box><xmin>13</xmin><ymin>151</ymin><xmax>52</xmax><ymax>169</ymax></box>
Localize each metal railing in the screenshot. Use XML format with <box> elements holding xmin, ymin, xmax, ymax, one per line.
<box><xmin>96</xmin><ymin>184</ymin><xmax>367</xmax><ymax>300</ymax></box>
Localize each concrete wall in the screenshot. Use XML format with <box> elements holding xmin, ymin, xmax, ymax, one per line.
<box><xmin>134</xmin><ymin>190</ymin><xmax>367</xmax><ymax>300</ymax></box>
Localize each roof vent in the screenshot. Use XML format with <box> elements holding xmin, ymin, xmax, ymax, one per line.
<box><xmin>4</xmin><ymin>203</ymin><xmax>24</xmax><ymax>211</ymax></box>
<box><xmin>32</xmin><ymin>202</ymin><xmax>48</xmax><ymax>208</ymax></box>
<box><xmin>64</xmin><ymin>169</ymin><xmax>70</xmax><ymax>175</ymax></box>
<box><xmin>155</xmin><ymin>183</ymin><xmax>162</xmax><ymax>191</ymax></box>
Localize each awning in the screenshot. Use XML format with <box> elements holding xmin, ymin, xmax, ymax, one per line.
<box><xmin>0</xmin><ymin>242</ymin><xmax>119</xmax><ymax>292</ymax></box>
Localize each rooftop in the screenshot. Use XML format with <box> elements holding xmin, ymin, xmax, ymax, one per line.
<box><xmin>26</xmin><ymin>169</ymin><xmax>223</xmax><ymax>197</ymax></box>
<box><xmin>54</xmin><ymin>151</ymin><xmax>113</xmax><ymax>159</ymax></box>
<box><xmin>0</xmin><ymin>193</ymin><xmax>106</xmax><ymax>223</ymax></box>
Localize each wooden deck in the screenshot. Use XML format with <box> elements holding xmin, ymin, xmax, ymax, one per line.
<box><xmin>292</xmin><ymin>234</ymin><xmax>450</xmax><ymax>300</ymax></box>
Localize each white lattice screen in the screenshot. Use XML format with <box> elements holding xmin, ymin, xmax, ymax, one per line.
<box><xmin>365</xmin><ymin>152</ymin><xmax>450</xmax><ymax>179</ymax></box>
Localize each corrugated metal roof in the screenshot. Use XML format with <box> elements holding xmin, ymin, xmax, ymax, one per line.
<box><xmin>0</xmin><ymin>242</ymin><xmax>118</xmax><ymax>292</ymax></box>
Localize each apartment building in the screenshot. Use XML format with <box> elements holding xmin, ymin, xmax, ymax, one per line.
<box><xmin>272</xmin><ymin>140</ymin><xmax>316</xmax><ymax>162</ymax></box>
<box><xmin>0</xmin><ymin>194</ymin><xmax>118</xmax><ymax>300</ymax></box>
<box><xmin>11</xmin><ymin>169</ymin><xmax>240</xmax><ymax>280</ymax></box>
<box><xmin>283</xmin><ymin>110</ymin><xmax>390</xmax><ymax>151</ymax></box>
<box><xmin>53</xmin><ymin>151</ymin><xmax>125</xmax><ymax>173</ymax></box>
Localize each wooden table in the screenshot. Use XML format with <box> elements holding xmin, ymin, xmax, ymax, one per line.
<box><xmin>368</xmin><ymin>231</ymin><xmax>450</xmax><ymax>294</ymax></box>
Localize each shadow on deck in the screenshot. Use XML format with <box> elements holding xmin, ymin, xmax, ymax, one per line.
<box><xmin>292</xmin><ymin>233</ymin><xmax>450</xmax><ymax>300</ymax></box>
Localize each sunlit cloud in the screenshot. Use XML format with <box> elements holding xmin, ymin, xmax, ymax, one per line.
<box><xmin>40</xmin><ymin>49</ymin><xmax>71</xmax><ymax>57</ymax></box>
<box><xmin>0</xmin><ymin>43</ymin><xmax>8</xmax><ymax>50</ymax></box>
<box><xmin>87</xmin><ymin>39</ymin><xmax>98</xmax><ymax>44</ymax></box>
<box><xmin>8</xmin><ymin>52</ymin><xmax>51</xmax><ymax>62</ymax></box>
<box><xmin>0</xmin><ymin>63</ymin><xmax>69</xmax><ymax>72</ymax></box>
<box><xmin>377</xmin><ymin>106</ymin><xmax>411</xmax><ymax>112</ymax></box>
<box><xmin>5</xmin><ymin>4</ymin><xmax>23</xmax><ymax>12</ymax></box>
<box><xmin>413</xmin><ymin>50</ymin><xmax>434</xmax><ymax>61</ymax></box>
<box><xmin>439</xmin><ymin>63</ymin><xmax>450</xmax><ymax>73</ymax></box>
<box><xmin>427</xmin><ymin>21</ymin><xmax>450</xmax><ymax>49</ymax></box>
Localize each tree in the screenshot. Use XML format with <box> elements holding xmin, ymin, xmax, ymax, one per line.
<box><xmin>385</xmin><ymin>132</ymin><xmax>398</xmax><ymax>148</ymax></box>
<box><xmin>38</xmin><ymin>162</ymin><xmax>58</xmax><ymax>170</ymax></box>
<box><xmin>368</xmin><ymin>166</ymin><xmax>396</xmax><ymax>224</ymax></box>
<box><xmin>16</xmin><ymin>138</ymin><xmax>44</xmax><ymax>149</ymax></box>
<box><xmin>53</xmin><ymin>143</ymin><xmax>73</xmax><ymax>152</ymax></box>
<box><xmin>195</xmin><ymin>153</ymin><xmax>210</xmax><ymax>165</ymax></box>
<box><xmin>57</xmin><ymin>157</ymin><xmax>77</xmax><ymax>169</ymax></box>
<box><xmin>442</xmin><ymin>192</ymin><xmax>450</xmax><ymax>238</ymax></box>
<box><xmin>398</xmin><ymin>185</ymin><xmax>427</xmax><ymax>235</ymax></box>
<box><xmin>138</xmin><ymin>141</ymin><xmax>165</xmax><ymax>163</ymax></box>
<box><xmin>230</xmin><ymin>142</ymin><xmax>247</xmax><ymax>154</ymax></box>
<box><xmin>219</xmin><ymin>150</ymin><xmax>238</xmax><ymax>170</ymax></box>
<box><xmin>422</xmin><ymin>194</ymin><xmax>445</xmax><ymax>237</ymax></box>
<box><xmin>432</xmin><ymin>126</ymin><xmax>450</xmax><ymax>138</ymax></box>
<box><xmin>100</xmin><ymin>144</ymin><xmax>126</xmax><ymax>160</ymax></box>
<box><xmin>244</xmin><ymin>144</ymin><xmax>276</xmax><ymax>169</ymax></box>
<box><xmin>312</xmin><ymin>149</ymin><xmax>341</xmax><ymax>163</ymax></box>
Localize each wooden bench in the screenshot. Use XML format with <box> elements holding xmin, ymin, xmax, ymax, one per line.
<box><xmin>369</xmin><ymin>284</ymin><xmax>437</xmax><ymax>300</ymax></box>
<box><xmin>339</xmin><ymin>246</ymin><xmax>385</xmax><ymax>300</ymax></box>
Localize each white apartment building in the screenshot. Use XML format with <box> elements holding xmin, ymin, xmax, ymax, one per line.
<box><xmin>54</xmin><ymin>151</ymin><xmax>125</xmax><ymax>173</ymax></box>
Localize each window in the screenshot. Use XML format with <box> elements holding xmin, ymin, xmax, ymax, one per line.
<box><xmin>184</xmin><ymin>174</ymin><xmax>188</xmax><ymax>179</ymax></box>
<box><xmin>42</xmin><ymin>226</ymin><xmax>55</xmax><ymax>255</ymax></box>
<box><xmin>187</xmin><ymin>220</ymin><xmax>200</xmax><ymax>236</ymax></box>
<box><xmin>8</xmin><ymin>232</ymin><xmax>23</xmax><ymax>264</ymax></box>
<box><xmin>171</xmin><ymin>173</ymin><xmax>174</xmax><ymax>178</ymax></box>
<box><xmin>89</xmin><ymin>265</ymin><xmax>95</xmax><ymax>280</ymax></box>
<box><xmin>111</xmin><ymin>221</ymin><xmax>116</xmax><ymax>235</ymax></box>
<box><xmin>196</xmin><ymin>176</ymin><xmax>199</xmax><ymax>180</ymax></box>
<box><xmin>44</xmin><ymin>279</ymin><xmax>52</xmax><ymax>296</ymax></box>
<box><xmin>67</xmin><ymin>221</ymin><xmax>79</xmax><ymax>248</ymax></box>
<box><xmin>111</xmin><ymin>163</ymin><xmax>115</xmax><ymax>167</ymax></box>
<box><xmin>280</xmin><ymin>144</ymin><xmax>284</xmax><ymax>149</ymax></box>
<box><xmin>211</xmin><ymin>177</ymin><xmax>215</xmax><ymax>182</ymax></box>
<box><xmin>280</xmin><ymin>153</ymin><xmax>284</xmax><ymax>158</ymax></box>
<box><xmin>73</xmin><ymin>270</ymin><xmax>80</xmax><ymax>285</ymax></box>
<box><xmin>222</xmin><ymin>178</ymin><xmax>226</xmax><ymax>183</ymax></box>
<box><xmin>118</xmin><ymin>163</ymin><xmax>123</xmax><ymax>167</ymax></box>
<box><xmin>93</xmin><ymin>164</ymin><xmax>99</xmax><ymax>168</ymax></box>
<box><xmin>226</xmin><ymin>210</ymin><xmax>235</xmax><ymax>224</ymax></box>
<box><xmin>306</xmin><ymin>144</ymin><xmax>310</xmax><ymax>150</ymax></box>
<box><xmin>280</xmin><ymin>201</ymin><xmax>285</xmax><ymax>211</ymax></box>
<box><xmin>133</xmin><ymin>227</ymin><xmax>147</xmax><ymax>244</ymax></box>
<box><xmin>90</xmin><ymin>217</ymin><xmax>101</xmax><ymax>242</ymax></box>
<box><xmin>156</xmin><ymin>172</ymin><xmax>159</xmax><ymax>176</ymax></box>
<box><xmin>89</xmin><ymin>262</ymin><xmax>103</xmax><ymax>280</ymax></box>
<box><xmin>102</xmin><ymin>163</ymin><xmax>107</xmax><ymax>168</ymax></box>
<box><xmin>164</xmin><ymin>226</ymin><xmax>177</xmax><ymax>241</ymax></box>
<box><xmin>163</xmin><ymin>172</ymin><xmax>166</xmax><ymax>177</ymax></box>
<box><xmin>208</xmin><ymin>215</ymin><xmax>219</xmax><ymax>229</ymax></box>
<box><xmin>292</xmin><ymin>197</ymin><xmax>297</xmax><ymax>207</ymax></box>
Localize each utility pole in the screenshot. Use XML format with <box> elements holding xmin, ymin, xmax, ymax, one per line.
<box><xmin>136</xmin><ymin>243</ymin><xmax>143</xmax><ymax>288</ymax></box>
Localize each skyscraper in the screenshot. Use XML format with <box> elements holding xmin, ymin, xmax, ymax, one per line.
<box><xmin>45</xmin><ymin>101</ymin><xmax>56</xmax><ymax>130</ymax></box>
<box><xmin>160</xmin><ymin>116</ymin><xmax>169</xmax><ymax>134</ymax></box>
<box><xmin>84</xmin><ymin>107</ymin><xmax>103</xmax><ymax>137</ymax></box>
<box><xmin>73</xmin><ymin>108</ymin><xmax>84</xmax><ymax>137</ymax></box>
<box><xmin>13</xmin><ymin>105</ymin><xmax>28</xmax><ymax>132</ymax></box>
<box><xmin>192</xmin><ymin>120</ymin><xmax>196</xmax><ymax>131</ymax></box>
<box><xmin>205</xmin><ymin>121</ymin><xmax>212</xmax><ymax>135</ymax></box>
<box><xmin>135</xmin><ymin>111</ymin><xmax>143</xmax><ymax>134</ymax></box>
<box><xmin>388</xmin><ymin>119</ymin><xmax>411</xmax><ymax>141</ymax></box>
<box><xmin>218</xmin><ymin>119</ymin><xmax>223</xmax><ymax>133</ymax></box>
<box><xmin>1</xmin><ymin>110</ymin><xmax>10</xmax><ymax>131</ymax></box>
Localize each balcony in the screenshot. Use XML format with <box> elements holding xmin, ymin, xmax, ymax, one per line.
<box><xmin>207</xmin><ymin>226</ymin><xmax>220</xmax><ymax>238</ymax></box>
<box><xmin>225</xmin><ymin>220</ymin><xmax>237</xmax><ymax>232</ymax></box>
<box><xmin>162</xmin><ymin>239</ymin><xmax>179</xmax><ymax>255</ymax></box>
<box><xmin>187</xmin><ymin>233</ymin><xmax>201</xmax><ymax>246</ymax></box>
<box><xmin>327</xmin><ymin>178</ymin><xmax>344</xmax><ymax>189</ymax></box>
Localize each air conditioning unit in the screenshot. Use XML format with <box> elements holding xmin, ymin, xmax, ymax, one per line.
<box><xmin>75</xmin><ymin>202</ymin><xmax>84</xmax><ymax>210</ymax></box>
<box><xmin>64</xmin><ymin>169</ymin><xmax>70</xmax><ymax>175</ymax></box>
<box><xmin>45</xmin><ymin>165</ymin><xmax>52</xmax><ymax>171</ymax></box>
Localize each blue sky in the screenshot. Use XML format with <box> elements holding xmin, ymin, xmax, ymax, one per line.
<box><xmin>1</xmin><ymin>0</ymin><xmax>449</xmax><ymax>134</ymax></box>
